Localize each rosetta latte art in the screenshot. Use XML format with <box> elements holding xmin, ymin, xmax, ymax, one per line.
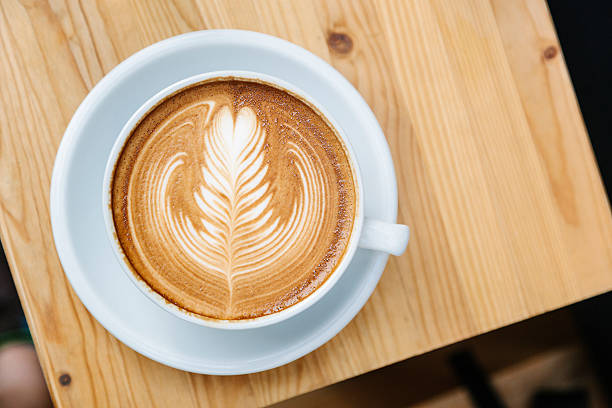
<box><xmin>147</xmin><ymin>105</ymin><xmax>325</xmax><ymax>298</ymax></box>
<box><xmin>112</xmin><ymin>80</ymin><xmax>356</xmax><ymax>319</ymax></box>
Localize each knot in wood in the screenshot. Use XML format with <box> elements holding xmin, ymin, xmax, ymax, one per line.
<box><xmin>59</xmin><ymin>373</ymin><xmax>71</xmax><ymax>386</ymax></box>
<box><xmin>327</xmin><ymin>32</ymin><xmax>353</xmax><ymax>55</ymax></box>
<box><xmin>543</xmin><ymin>45</ymin><xmax>558</xmax><ymax>60</ymax></box>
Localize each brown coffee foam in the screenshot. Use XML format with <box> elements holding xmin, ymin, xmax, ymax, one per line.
<box><xmin>111</xmin><ymin>78</ymin><xmax>356</xmax><ymax>320</ymax></box>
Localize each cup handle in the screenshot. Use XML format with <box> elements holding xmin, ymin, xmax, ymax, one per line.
<box><xmin>358</xmin><ymin>218</ymin><xmax>410</xmax><ymax>256</ymax></box>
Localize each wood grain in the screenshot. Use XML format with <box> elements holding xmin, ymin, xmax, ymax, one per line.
<box><xmin>0</xmin><ymin>0</ymin><xmax>610</xmax><ymax>406</ymax></box>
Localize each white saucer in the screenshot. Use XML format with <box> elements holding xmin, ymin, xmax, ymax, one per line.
<box><xmin>50</xmin><ymin>30</ymin><xmax>398</xmax><ymax>375</ymax></box>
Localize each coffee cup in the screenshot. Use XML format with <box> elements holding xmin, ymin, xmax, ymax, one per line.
<box><xmin>103</xmin><ymin>71</ymin><xmax>409</xmax><ymax>329</ymax></box>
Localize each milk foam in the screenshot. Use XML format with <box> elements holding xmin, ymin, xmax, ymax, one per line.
<box><xmin>112</xmin><ymin>79</ymin><xmax>355</xmax><ymax>319</ymax></box>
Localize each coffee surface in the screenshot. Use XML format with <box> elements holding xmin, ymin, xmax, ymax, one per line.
<box><xmin>111</xmin><ymin>78</ymin><xmax>356</xmax><ymax>320</ymax></box>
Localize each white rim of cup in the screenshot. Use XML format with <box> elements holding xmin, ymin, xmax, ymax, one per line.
<box><xmin>102</xmin><ymin>70</ymin><xmax>365</xmax><ymax>330</ymax></box>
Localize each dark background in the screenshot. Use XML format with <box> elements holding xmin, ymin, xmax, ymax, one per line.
<box><xmin>548</xmin><ymin>1</ymin><xmax>611</xmax><ymax>192</ymax></box>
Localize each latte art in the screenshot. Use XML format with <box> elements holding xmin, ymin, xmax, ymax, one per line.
<box><xmin>156</xmin><ymin>107</ymin><xmax>326</xmax><ymax>285</ymax></box>
<box><xmin>112</xmin><ymin>79</ymin><xmax>356</xmax><ymax>319</ymax></box>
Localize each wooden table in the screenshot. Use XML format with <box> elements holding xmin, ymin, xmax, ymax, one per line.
<box><xmin>1</xmin><ymin>0</ymin><xmax>610</xmax><ymax>406</ymax></box>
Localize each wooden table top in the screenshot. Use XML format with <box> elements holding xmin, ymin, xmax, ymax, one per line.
<box><xmin>1</xmin><ymin>0</ymin><xmax>611</xmax><ymax>406</ymax></box>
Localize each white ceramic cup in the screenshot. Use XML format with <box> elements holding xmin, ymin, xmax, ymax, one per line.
<box><xmin>102</xmin><ymin>71</ymin><xmax>409</xmax><ymax>330</ymax></box>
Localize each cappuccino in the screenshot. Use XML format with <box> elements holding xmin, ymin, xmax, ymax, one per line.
<box><xmin>111</xmin><ymin>78</ymin><xmax>356</xmax><ymax>320</ymax></box>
